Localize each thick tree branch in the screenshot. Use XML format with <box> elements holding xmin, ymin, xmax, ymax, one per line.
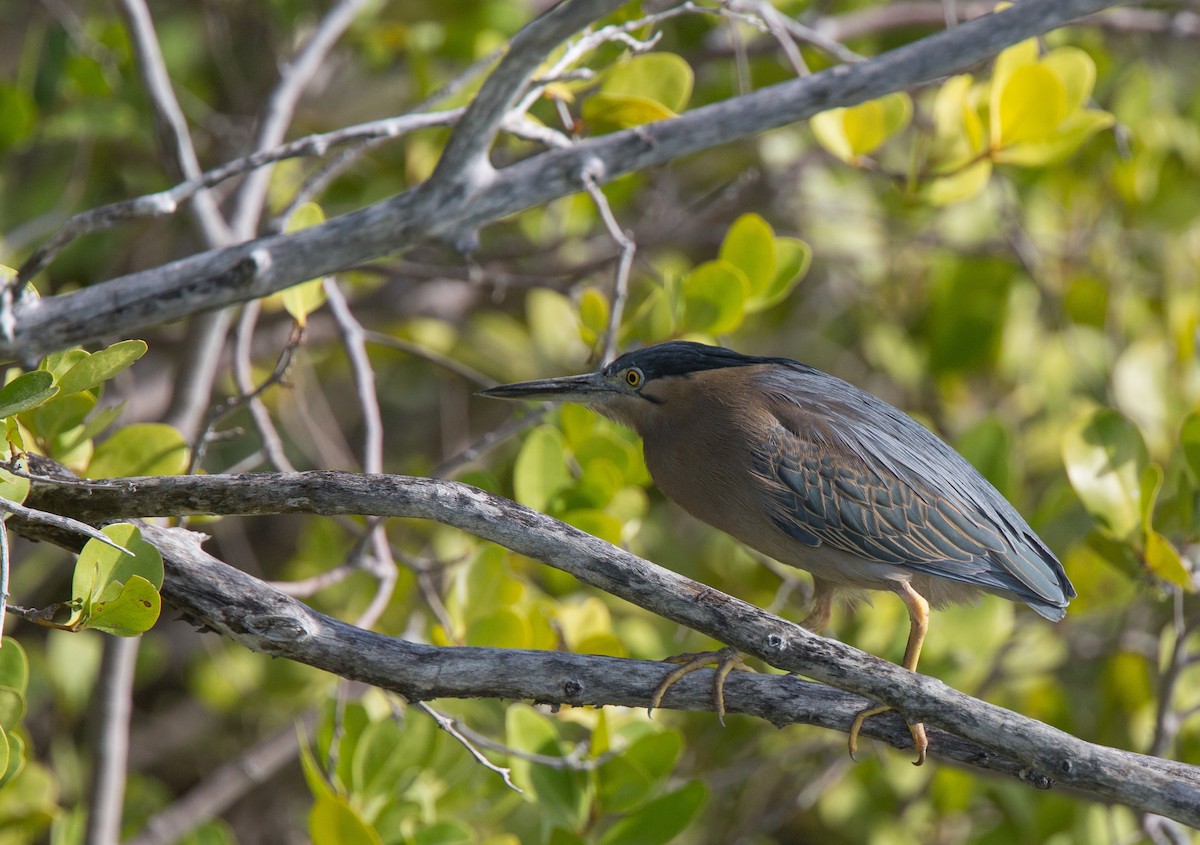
<box><xmin>23</xmin><ymin>470</ymin><xmax>1200</xmax><ymax>827</ymax></box>
<box><xmin>3</xmin><ymin>0</ymin><xmax>1124</xmax><ymax>359</ymax></box>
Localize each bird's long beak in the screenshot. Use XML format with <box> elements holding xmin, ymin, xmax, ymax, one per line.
<box><xmin>479</xmin><ymin>372</ymin><xmax>609</xmax><ymax>403</ymax></box>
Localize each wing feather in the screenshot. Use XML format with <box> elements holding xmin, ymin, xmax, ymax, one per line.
<box><xmin>751</xmin><ymin>366</ymin><xmax>1075</xmax><ymax>618</ymax></box>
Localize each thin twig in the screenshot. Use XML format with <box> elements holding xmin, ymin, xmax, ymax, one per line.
<box><xmin>229</xmin><ymin>0</ymin><xmax>372</xmax><ymax>238</ymax></box>
<box><xmin>231</xmin><ymin>303</ymin><xmax>297</xmax><ymax>473</ymax></box>
<box><xmin>189</xmin><ymin>323</ymin><xmax>305</xmax><ymax>473</ymax></box>
<box><xmin>415</xmin><ymin>701</ymin><xmax>523</xmax><ymax>793</ymax></box>
<box><xmin>0</xmin><ymin>497</ymin><xmax>133</xmax><ymax>555</ymax></box>
<box><xmin>580</xmin><ymin>167</ymin><xmax>636</xmax><ymax>365</ymax></box>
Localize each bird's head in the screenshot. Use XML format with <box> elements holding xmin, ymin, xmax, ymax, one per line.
<box><xmin>480</xmin><ymin>341</ymin><xmax>773</xmax><ymax>431</ymax></box>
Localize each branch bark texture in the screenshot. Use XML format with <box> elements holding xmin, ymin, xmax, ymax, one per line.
<box><xmin>25</xmin><ymin>470</ymin><xmax>1200</xmax><ymax>827</ymax></box>
<box><xmin>5</xmin><ymin>0</ymin><xmax>1123</xmax><ymax>359</ymax></box>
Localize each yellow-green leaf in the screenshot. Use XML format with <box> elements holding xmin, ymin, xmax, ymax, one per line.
<box><xmin>281</xmin><ymin>279</ymin><xmax>327</xmax><ymax>327</ymax></box>
<box><xmin>992</xmin><ymin>109</ymin><xmax>1114</xmax><ymax>166</ymax></box>
<box><xmin>1145</xmin><ymin>531</ymin><xmax>1194</xmax><ymax>591</ymax></box>
<box><xmin>924</xmin><ymin>160</ymin><xmax>993</xmax><ymax>205</ymax></box>
<box><xmin>583</xmin><ymin>93</ymin><xmax>676</xmax><ymax>132</ymax></box>
<box><xmin>843</xmin><ymin>93</ymin><xmax>912</xmax><ymax>156</ymax></box>
<box><xmin>810</xmin><ymin>109</ymin><xmax>854</xmax><ymax>163</ymax></box>
<box><xmin>86</xmin><ymin>423</ymin><xmax>190</xmax><ymax>478</ymax></box>
<box><xmin>82</xmin><ymin>575</ymin><xmax>161</xmax><ymax>636</ymax></box>
<box><xmin>719</xmin><ymin>213</ymin><xmax>776</xmax><ymax>299</ymax></box>
<box><xmin>995</xmin><ymin>64</ymin><xmax>1067</xmax><ymax>147</ymax></box>
<box><xmin>513</xmin><ymin>425</ymin><xmax>570</xmax><ymax>512</ymax></box>
<box><xmin>466</xmin><ymin>608</ymin><xmax>531</xmax><ymax>649</ymax></box>
<box><xmin>747</xmin><ymin>237</ymin><xmax>810</xmax><ymax>313</ymax></box>
<box><xmin>310</xmin><ymin>793</ymin><xmax>383</xmax><ymax>845</ymax></box>
<box><xmin>931</xmin><ymin>75</ymin><xmax>985</xmax><ymax>169</ymax></box>
<box><xmin>578</xmin><ymin>287</ymin><xmax>610</xmax><ymax>346</ymax></box>
<box><xmin>1041</xmin><ymin>46</ymin><xmax>1096</xmax><ymax>113</ymax></box>
<box><xmin>529</xmin><ymin>288</ymin><xmax>585</xmax><ymax>366</ymax></box>
<box><xmin>596</xmin><ymin>53</ymin><xmax>693</xmax><ymax>112</ymax></box>
<box><xmin>72</xmin><ymin>524</ymin><xmax>165</xmax><ymax>618</ymax></box>
<box><xmin>0</xmin><ymin>468</ymin><xmax>29</xmax><ymax>509</ymax></box>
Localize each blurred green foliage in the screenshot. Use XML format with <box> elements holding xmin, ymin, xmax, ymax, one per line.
<box><xmin>1</xmin><ymin>1</ymin><xmax>1199</xmax><ymax>844</ymax></box>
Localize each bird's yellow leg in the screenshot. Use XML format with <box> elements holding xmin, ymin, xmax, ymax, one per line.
<box><xmin>800</xmin><ymin>577</ymin><xmax>835</xmax><ymax>632</ymax></box>
<box><xmin>848</xmin><ymin>581</ymin><xmax>930</xmax><ymax>765</ymax></box>
<box><xmin>648</xmin><ymin>647</ymin><xmax>750</xmax><ymax>725</ymax></box>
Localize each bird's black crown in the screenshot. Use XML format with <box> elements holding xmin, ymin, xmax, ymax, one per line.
<box><xmin>604</xmin><ymin>341</ymin><xmax>791</xmax><ymax>380</ymax></box>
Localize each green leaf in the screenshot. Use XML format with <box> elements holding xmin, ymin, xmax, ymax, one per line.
<box><xmin>746</xmin><ymin>237</ymin><xmax>811</xmax><ymax>313</ymax></box>
<box><xmin>86</xmin><ymin>422</ymin><xmax>190</xmax><ymax>478</ymax></box>
<box><xmin>680</xmin><ymin>260</ymin><xmax>748</xmax><ymax>335</ymax></box>
<box><xmin>0</xmin><ymin>687</ymin><xmax>25</xmax><ymax>731</ymax></box>
<box><xmin>28</xmin><ymin>391</ymin><xmax>95</xmax><ymax>443</ymax></box>
<box><xmin>1145</xmin><ymin>531</ymin><xmax>1194</xmax><ymax>591</ymax></box>
<box><xmin>0</xmin><ymin>730</ymin><xmax>23</xmax><ymax>789</ymax></box>
<box><xmin>505</xmin><ymin>706</ymin><xmax>587</xmax><ymax>829</ymax></box>
<box><xmin>1181</xmin><ymin>411</ymin><xmax>1200</xmax><ymax>481</ymax></box>
<box><xmin>596</xmin><ymin>52</ymin><xmax>693</xmax><ymax>112</ymax></box>
<box><xmin>309</xmin><ymin>793</ymin><xmax>383</xmax><ymax>845</ymax></box>
<box><xmin>1062</xmin><ymin>408</ymin><xmax>1148</xmax><ymax>540</ymax></box>
<box><xmin>719</xmin><ymin>214</ymin><xmax>775</xmax><ymax>300</ymax></box>
<box><xmin>0</xmin><ymin>468</ymin><xmax>29</xmax><ymax>508</ymax></box>
<box><xmin>0</xmin><ymin>371</ymin><xmax>57</xmax><ymax>419</ymax></box>
<box><xmin>597</xmin><ymin>781</ymin><xmax>707</xmax><ymax>845</ymax></box>
<box><xmin>931</xmin><ymin>74</ymin><xmax>985</xmax><ymax>170</ymax></box>
<box><xmin>582</xmin><ymin>93</ymin><xmax>676</xmax><ymax>132</ymax></box>
<box><xmin>81</xmin><ymin>575</ymin><xmax>161</xmax><ymax>636</ymax></box>
<box><xmin>412</xmin><ymin>821</ymin><xmax>473</xmax><ymax>845</ymax></box>
<box><xmin>466</xmin><ymin>608</ymin><xmax>531</xmax><ymax>649</ymax></box>
<box><xmin>0</xmin><ymin>640</ymin><xmax>29</xmax><ymax>694</ymax></box>
<box><xmin>995</xmin><ymin>64</ymin><xmax>1067</xmax><ymax>147</ymax></box>
<box><xmin>56</xmin><ymin>340</ymin><xmax>147</xmax><ymax>395</ymax></box>
<box><xmin>72</xmin><ymin>524</ymin><xmax>165</xmax><ymax>618</ymax></box>
<box><xmin>513</xmin><ymin>425</ymin><xmax>571</xmax><ymax>512</ymax></box>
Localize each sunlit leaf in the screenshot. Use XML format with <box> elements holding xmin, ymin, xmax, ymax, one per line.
<box><xmin>595</xmin><ymin>52</ymin><xmax>693</xmax><ymax>112</ymax></box>
<box><xmin>925</xmin><ymin>160</ymin><xmax>993</xmax><ymax>205</ymax></box>
<box><xmin>1145</xmin><ymin>530</ymin><xmax>1194</xmax><ymax>591</ymax></box>
<box><xmin>466</xmin><ymin>607</ymin><xmax>531</xmax><ymax>649</ymax></box>
<box><xmin>1062</xmin><ymin>408</ymin><xmax>1148</xmax><ymax>540</ymax></box>
<box><xmin>0</xmin><ymin>640</ymin><xmax>29</xmax><ymax>694</ymax></box>
<box><xmin>843</xmin><ymin>93</ymin><xmax>911</xmax><ymax>156</ymax></box>
<box><xmin>56</xmin><ymin>340</ymin><xmax>147</xmax><ymax>395</ymax></box>
<box><xmin>582</xmin><ymin>93</ymin><xmax>676</xmax><ymax>131</ymax></box>
<box><xmin>996</xmin><ymin>64</ymin><xmax>1067</xmax><ymax>147</ymax></box>
<box><xmin>529</xmin><ymin>288</ymin><xmax>586</xmax><ymax>366</ymax></box>
<box><xmin>0</xmin><ymin>730</ymin><xmax>22</xmax><ymax>789</ymax></box>
<box><xmin>994</xmin><ymin>110</ymin><xmax>1114</xmax><ymax>166</ymax></box>
<box><xmin>1041</xmin><ymin>46</ymin><xmax>1097</xmax><ymax>113</ymax></box>
<box><xmin>72</xmin><ymin>524</ymin><xmax>165</xmax><ymax>612</ymax></box>
<box><xmin>0</xmin><ymin>370</ymin><xmax>57</xmax><ymax>419</ymax></box>
<box><xmin>86</xmin><ymin>423</ymin><xmax>190</xmax><ymax>478</ymax></box>
<box><xmin>81</xmin><ymin>575</ymin><xmax>161</xmax><ymax>636</ymax></box>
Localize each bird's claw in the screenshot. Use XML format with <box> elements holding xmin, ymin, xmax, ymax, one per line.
<box><xmin>848</xmin><ymin>703</ymin><xmax>928</xmax><ymax>766</ymax></box>
<box><xmin>647</xmin><ymin>647</ymin><xmax>749</xmax><ymax>724</ymax></box>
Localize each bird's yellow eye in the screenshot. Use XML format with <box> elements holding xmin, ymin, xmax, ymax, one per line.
<box><xmin>625</xmin><ymin>368</ymin><xmax>643</xmax><ymax>388</ymax></box>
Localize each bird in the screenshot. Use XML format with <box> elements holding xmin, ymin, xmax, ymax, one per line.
<box><xmin>481</xmin><ymin>340</ymin><xmax>1075</xmax><ymax>764</ymax></box>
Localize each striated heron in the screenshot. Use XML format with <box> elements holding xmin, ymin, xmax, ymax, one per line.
<box><xmin>482</xmin><ymin>341</ymin><xmax>1075</xmax><ymax>764</ymax></box>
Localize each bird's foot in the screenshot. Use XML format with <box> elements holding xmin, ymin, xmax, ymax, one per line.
<box><xmin>848</xmin><ymin>703</ymin><xmax>928</xmax><ymax>766</ymax></box>
<box><xmin>648</xmin><ymin>647</ymin><xmax>750</xmax><ymax>725</ymax></box>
